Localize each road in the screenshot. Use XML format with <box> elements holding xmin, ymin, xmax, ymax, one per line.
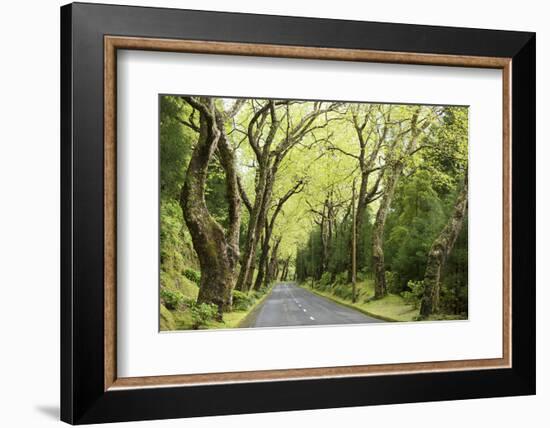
<box><xmin>241</xmin><ymin>282</ymin><xmax>384</xmax><ymax>328</ymax></box>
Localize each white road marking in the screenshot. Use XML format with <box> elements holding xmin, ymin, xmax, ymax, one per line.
<box><xmin>303</xmin><ymin>308</ymin><xmax>307</xmax><ymax>312</ymax></box>
<box><xmin>309</xmin><ymin>316</ymin><xmax>315</xmax><ymax>320</ymax></box>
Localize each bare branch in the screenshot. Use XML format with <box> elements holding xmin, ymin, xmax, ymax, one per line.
<box><xmin>326</xmin><ymin>145</ymin><xmax>360</xmax><ymax>160</ymax></box>
<box><xmin>237</xmin><ymin>176</ymin><xmax>253</xmax><ymax>214</ymax></box>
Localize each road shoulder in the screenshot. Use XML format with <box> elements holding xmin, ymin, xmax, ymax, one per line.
<box><xmin>300</xmin><ymin>285</ymin><xmax>401</xmax><ymax>322</ymax></box>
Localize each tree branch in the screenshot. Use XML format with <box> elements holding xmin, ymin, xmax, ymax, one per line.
<box><xmin>237</xmin><ymin>175</ymin><xmax>252</xmax><ymax>214</ymax></box>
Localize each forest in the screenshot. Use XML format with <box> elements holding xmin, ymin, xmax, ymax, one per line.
<box><xmin>159</xmin><ymin>95</ymin><xmax>468</xmax><ymax>331</ymax></box>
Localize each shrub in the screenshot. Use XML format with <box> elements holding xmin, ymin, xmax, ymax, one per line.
<box><xmin>251</xmin><ymin>289</ymin><xmax>266</xmax><ymax>299</ymax></box>
<box><xmin>333</xmin><ymin>284</ymin><xmax>354</xmax><ymax>301</ymax></box>
<box><xmin>232</xmin><ymin>290</ymin><xmax>257</xmax><ymax>311</ymax></box>
<box><xmin>313</xmin><ymin>272</ymin><xmax>331</xmax><ymax>291</ymax></box>
<box><xmin>160</xmin><ymin>288</ymin><xmax>184</xmax><ymax>310</ymax></box>
<box><xmin>357</xmin><ymin>269</ymin><xmax>369</xmax><ymax>282</ymax></box>
<box><xmin>254</xmin><ymin>287</ymin><xmax>269</xmax><ymax>296</ymax></box>
<box><xmin>401</xmin><ymin>280</ymin><xmax>425</xmax><ymax>309</ymax></box>
<box><xmin>183</xmin><ymin>268</ymin><xmax>201</xmax><ymax>285</ymax></box>
<box><xmin>385</xmin><ymin>271</ymin><xmax>402</xmax><ymax>294</ymax></box>
<box><xmin>190</xmin><ymin>302</ymin><xmax>218</xmax><ymax>329</ymax></box>
<box><xmin>335</xmin><ymin>272</ymin><xmax>347</xmax><ymax>285</ymax></box>
<box><xmin>319</xmin><ymin>272</ymin><xmax>332</xmax><ymax>286</ymax></box>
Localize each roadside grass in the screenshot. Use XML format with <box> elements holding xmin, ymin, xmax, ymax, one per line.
<box><xmin>301</xmin><ymin>279</ymin><xmax>419</xmax><ymax>322</ymax></box>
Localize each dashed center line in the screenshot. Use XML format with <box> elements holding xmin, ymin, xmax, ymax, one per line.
<box><xmin>309</xmin><ymin>316</ymin><xmax>315</xmax><ymax>320</ymax></box>
<box><xmin>303</xmin><ymin>308</ymin><xmax>307</xmax><ymax>312</ymax></box>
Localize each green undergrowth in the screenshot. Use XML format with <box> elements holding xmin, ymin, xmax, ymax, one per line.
<box><xmin>301</xmin><ymin>278</ymin><xmax>466</xmax><ymax>322</ymax></box>
<box><xmin>160</xmin><ymin>286</ymin><xmax>272</xmax><ymax>331</ymax></box>
<box><xmin>301</xmin><ymin>278</ymin><xmax>418</xmax><ymax>322</ymax></box>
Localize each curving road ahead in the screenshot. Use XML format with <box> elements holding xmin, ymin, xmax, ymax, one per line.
<box><xmin>240</xmin><ymin>282</ymin><xmax>384</xmax><ymax>328</ymax></box>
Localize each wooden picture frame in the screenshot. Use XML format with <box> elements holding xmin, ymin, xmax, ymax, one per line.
<box><xmin>61</xmin><ymin>2</ymin><xmax>535</xmax><ymax>424</ymax></box>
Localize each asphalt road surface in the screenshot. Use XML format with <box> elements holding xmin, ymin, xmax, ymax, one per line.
<box><xmin>241</xmin><ymin>282</ymin><xmax>384</xmax><ymax>328</ymax></box>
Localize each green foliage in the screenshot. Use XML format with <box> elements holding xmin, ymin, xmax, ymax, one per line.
<box><xmin>385</xmin><ymin>171</ymin><xmax>445</xmax><ymax>292</ymax></box>
<box><xmin>296</xmin><ymin>207</ymin><xmax>373</xmax><ymax>286</ymax></box>
<box><xmin>334</xmin><ymin>272</ymin><xmax>347</xmax><ymax>285</ymax></box>
<box><xmin>333</xmin><ymin>284</ymin><xmax>355</xmax><ymax>301</ymax></box>
<box><xmin>183</xmin><ymin>268</ymin><xmax>201</xmax><ymax>285</ymax></box>
<box><xmin>204</xmin><ymin>157</ymin><xmax>231</xmax><ymax>228</ymax></box>
<box><xmin>160</xmin><ymin>96</ymin><xmax>194</xmax><ymax>199</ymax></box>
<box><xmin>319</xmin><ymin>272</ymin><xmax>332</xmax><ymax>286</ymax></box>
<box><xmin>439</xmin><ymin>221</ymin><xmax>468</xmax><ymax>315</ymax></box>
<box><xmin>385</xmin><ymin>271</ymin><xmax>400</xmax><ymax>294</ymax></box>
<box><xmin>232</xmin><ymin>289</ymin><xmax>266</xmax><ymax>311</ymax></box>
<box><xmin>295</xmin><ymin>227</ymin><xmax>324</xmax><ymax>281</ymax></box>
<box><xmin>327</xmin><ymin>219</ymin><xmax>352</xmax><ymax>277</ymax></box>
<box><xmin>401</xmin><ymin>280</ymin><xmax>425</xmax><ymax>309</ymax></box>
<box><xmin>160</xmin><ymin>199</ymin><xmax>192</xmax><ymax>274</ymax></box>
<box><xmin>160</xmin><ymin>304</ymin><xmax>177</xmax><ymax>331</ymax></box>
<box><xmin>188</xmin><ymin>301</ymin><xmax>219</xmax><ymax>329</ymax></box>
<box><xmin>421</xmin><ymin>106</ymin><xmax>468</xmax><ymax>194</ymax></box>
<box><xmin>160</xmin><ymin>288</ymin><xmax>184</xmax><ymax>310</ymax></box>
<box><xmin>232</xmin><ymin>290</ymin><xmax>253</xmax><ymax>311</ymax></box>
<box><xmin>159</xmin><ymin>95</ymin><xmax>469</xmax><ymax>326</ymax></box>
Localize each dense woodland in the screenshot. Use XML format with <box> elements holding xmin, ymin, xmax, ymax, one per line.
<box><xmin>159</xmin><ymin>95</ymin><xmax>468</xmax><ymax>330</ymax></box>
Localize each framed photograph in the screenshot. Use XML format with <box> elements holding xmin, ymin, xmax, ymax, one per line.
<box><xmin>61</xmin><ymin>2</ymin><xmax>535</xmax><ymax>424</ymax></box>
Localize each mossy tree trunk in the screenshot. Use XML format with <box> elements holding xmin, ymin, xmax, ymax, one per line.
<box><xmin>371</xmin><ymin>107</ymin><xmax>422</xmax><ymax>299</ymax></box>
<box><xmin>419</xmin><ymin>174</ymin><xmax>468</xmax><ymax>318</ymax></box>
<box><xmin>235</xmin><ymin>101</ymin><xmax>279</xmax><ymax>292</ymax></box>
<box><xmin>336</xmin><ymin>105</ymin><xmax>388</xmax><ymax>283</ymax></box>
<box><xmin>372</xmin><ymin>162</ymin><xmax>403</xmax><ymax>298</ymax></box>
<box><xmin>179</xmin><ymin>97</ymin><xmax>242</xmax><ymax>316</ymax></box>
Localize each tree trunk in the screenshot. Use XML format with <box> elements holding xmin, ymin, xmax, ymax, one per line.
<box><xmin>179</xmin><ymin>98</ymin><xmax>241</xmax><ymax>315</ymax></box>
<box><xmin>420</xmin><ymin>175</ymin><xmax>468</xmax><ymax>318</ymax></box>
<box><xmin>253</xmin><ymin>222</ymin><xmax>270</xmax><ymax>291</ymax></box>
<box><xmin>372</xmin><ymin>162</ymin><xmax>403</xmax><ymax>299</ymax></box>
<box><xmin>252</xmin><ymin>178</ymin><xmax>304</xmax><ymax>290</ymax></box>
<box><xmin>216</xmin><ymin>118</ymin><xmax>242</xmax><ymax>272</ymax></box>
<box><xmin>265</xmin><ymin>237</ymin><xmax>281</xmax><ymax>287</ymax></box>
<box><xmin>235</xmin><ymin>102</ymin><xmax>280</xmax><ymax>292</ymax></box>
<box><xmin>346</xmin><ymin>107</ymin><xmax>386</xmax><ymax>283</ymax></box>
<box><xmin>351</xmin><ymin>180</ymin><xmax>357</xmax><ymax>302</ymax></box>
<box><xmin>371</xmin><ymin>107</ymin><xmax>421</xmax><ymax>299</ymax></box>
<box><xmin>237</xmin><ymin>101</ymin><xmax>332</xmax><ymax>292</ymax></box>
<box><xmin>280</xmin><ymin>257</ymin><xmax>290</xmax><ymax>281</ymax></box>
<box><xmin>235</xmin><ymin>166</ymin><xmax>270</xmax><ymax>292</ymax></box>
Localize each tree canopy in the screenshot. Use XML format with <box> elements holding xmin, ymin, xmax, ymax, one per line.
<box><xmin>159</xmin><ymin>95</ymin><xmax>468</xmax><ymax>330</ymax></box>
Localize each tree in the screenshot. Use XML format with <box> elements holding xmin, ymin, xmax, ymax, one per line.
<box><xmin>236</xmin><ymin>100</ymin><xmax>338</xmax><ymax>291</ymax></box>
<box><xmin>371</xmin><ymin>106</ymin><xmax>436</xmax><ymax>298</ymax></box>
<box><xmin>384</xmin><ymin>171</ymin><xmax>445</xmax><ymax>291</ymax></box>
<box><xmin>253</xmin><ymin>179</ymin><xmax>304</xmax><ymax>290</ymax></box>
<box><xmin>179</xmin><ymin>97</ymin><xmax>243</xmax><ymax>315</ymax></box>
<box><xmin>162</xmin><ymin>94</ymin><xmax>469</xmax><ymax>326</ymax></box>
<box><xmin>326</xmin><ymin>105</ymin><xmax>390</xmax><ymax>282</ymax></box>
<box><xmin>419</xmin><ymin>174</ymin><xmax>468</xmax><ymax>318</ymax></box>
<box><xmin>265</xmin><ymin>236</ymin><xmax>281</xmax><ymax>286</ymax></box>
<box><xmin>306</xmin><ymin>189</ymin><xmax>341</xmax><ymax>277</ymax></box>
